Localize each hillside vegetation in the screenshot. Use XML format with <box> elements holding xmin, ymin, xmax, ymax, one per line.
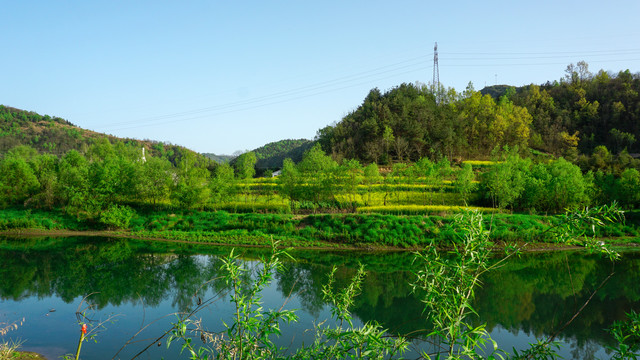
<box><xmin>252</xmin><ymin>139</ymin><xmax>313</xmax><ymax>169</ymax></box>
<box><xmin>317</xmin><ymin>62</ymin><xmax>640</xmax><ymax>166</ymax></box>
<box><xmin>0</xmin><ymin>105</ymin><xmax>213</xmax><ymax>167</ymax></box>
<box><xmin>1</xmin><ymin>62</ymin><xmax>640</xmax><ymax>247</ymax></box>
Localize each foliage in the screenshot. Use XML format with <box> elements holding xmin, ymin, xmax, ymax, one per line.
<box><xmin>547</xmin><ymin>202</ymin><xmax>625</xmax><ymax>260</ymax></box>
<box><xmin>164</xmin><ymin>242</ymin><xmax>407</xmax><ymax>359</ymax></box>
<box><xmin>277</xmin><ymin>144</ymin><xmax>338</xmax><ymax>205</ymax></box>
<box><xmin>453</xmin><ymin>163</ymin><xmax>476</xmax><ymax>204</ymax></box>
<box><xmin>99</xmin><ymin>204</ymin><xmax>136</xmax><ymax>229</ymax></box>
<box><xmin>0</xmin><ymin>105</ymin><xmax>206</xmax><ymax>164</ymax></box>
<box><xmin>251</xmin><ymin>139</ymin><xmax>314</xmax><ymax>169</ymax></box>
<box><xmin>356</xmin><ymin>204</ymin><xmax>499</xmax><ymax>216</ymax></box>
<box><xmin>607</xmin><ymin>310</ymin><xmax>640</xmax><ymax>360</ymax></box>
<box><xmin>482</xmin><ymin>148</ymin><xmax>531</xmax><ymax>209</ymax></box>
<box><xmin>234</xmin><ymin>151</ymin><xmax>257</xmax><ymax>179</ymax></box>
<box><xmin>151</xmin><ymin>205</ymin><xmax>636</xmax><ymax>359</ymax></box>
<box><xmin>293</xmin><ymin>264</ymin><xmax>408</xmax><ymax>359</ymax></box>
<box><xmin>411</xmin><ymin>211</ymin><xmax>503</xmax><ymax>359</ymax></box>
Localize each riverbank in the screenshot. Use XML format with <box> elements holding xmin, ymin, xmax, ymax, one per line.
<box><xmin>2</xmin><ymin>207</ymin><xmax>639</xmax><ymax>251</ymax></box>
<box><xmin>3</xmin><ymin>228</ymin><xmax>639</xmax><ymax>253</ymax></box>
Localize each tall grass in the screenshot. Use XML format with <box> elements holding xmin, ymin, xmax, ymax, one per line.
<box><xmin>356</xmin><ymin>205</ymin><xmax>502</xmax><ymax>216</ymax></box>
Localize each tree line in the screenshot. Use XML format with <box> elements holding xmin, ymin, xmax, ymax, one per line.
<box><xmin>317</xmin><ymin>62</ymin><xmax>640</xmax><ymax>166</ymax></box>
<box><xmin>2</xmin><ymin>139</ymin><xmax>640</xmax><ymax>231</ymax></box>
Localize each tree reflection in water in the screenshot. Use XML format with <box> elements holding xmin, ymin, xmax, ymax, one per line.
<box><xmin>0</xmin><ymin>236</ymin><xmax>638</xmax><ymax>359</ymax></box>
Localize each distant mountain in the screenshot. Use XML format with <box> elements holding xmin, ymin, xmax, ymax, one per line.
<box><xmin>0</xmin><ymin>105</ymin><xmax>210</xmax><ymax>165</ymax></box>
<box><xmin>479</xmin><ymin>85</ymin><xmax>518</xmax><ymax>100</ymax></box>
<box><xmin>202</xmin><ymin>153</ymin><xmax>234</xmax><ymax>164</ymax></box>
<box><xmin>252</xmin><ymin>139</ymin><xmax>314</xmax><ymax>169</ymax></box>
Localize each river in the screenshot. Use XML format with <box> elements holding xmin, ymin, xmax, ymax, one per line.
<box><xmin>0</xmin><ymin>236</ymin><xmax>638</xmax><ymax>359</ymax></box>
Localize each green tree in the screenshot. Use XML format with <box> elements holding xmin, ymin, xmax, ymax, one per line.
<box><xmin>210</xmin><ymin>162</ymin><xmax>236</xmax><ymax>203</ymax></box>
<box><xmin>28</xmin><ymin>153</ymin><xmax>59</xmax><ymax>209</ymax></box>
<box><xmin>171</xmin><ymin>152</ymin><xmax>211</xmax><ymax>209</ymax></box>
<box><xmin>0</xmin><ymin>157</ymin><xmax>39</xmax><ymax>206</ymax></box>
<box><xmin>138</xmin><ymin>156</ymin><xmax>173</xmax><ymax>206</ymax></box>
<box><xmin>296</xmin><ymin>144</ymin><xmax>338</xmax><ymax>204</ymax></box>
<box><xmin>234</xmin><ymin>151</ymin><xmax>257</xmax><ymax>180</ymax></box>
<box><xmin>453</xmin><ymin>163</ymin><xmax>475</xmax><ymax>205</ymax></box>
<box><xmin>591</xmin><ymin>145</ymin><xmax>613</xmax><ymax>171</ymax></box>
<box><xmin>336</xmin><ymin>159</ymin><xmax>363</xmax><ymax>209</ymax></box>
<box><xmin>57</xmin><ymin>150</ymin><xmax>90</xmax><ymax>216</ymax></box>
<box><xmin>618</xmin><ymin>168</ymin><xmax>640</xmax><ymax>209</ymax></box>
<box><xmin>545</xmin><ymin>158</ymin><xmax>590</xmax><ymax>211</ymax></box>
<box><xmin>482</xmin><ymin>148</ymin><xmax>531</xmax><ymax>209</ymax></box>
<box><xmin>277</xmin><ymin>158</ymin><xmax>299</xmax><ymax>201</ymax></box>
<box><xmin>362</xmin><ymin>163</ymin><xmax>383</xmax><ymax>206</ymax></box>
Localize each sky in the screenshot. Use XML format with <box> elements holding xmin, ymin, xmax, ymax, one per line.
<box><xmin>3</xmin><ymin>1</ymin><xmax>640</xmax><ymax>155</ymax></box>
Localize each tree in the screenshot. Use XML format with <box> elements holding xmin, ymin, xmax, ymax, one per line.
<box><xmin>336</xmin><ymin>159</ymin><xmax>363</xmax><ymax>208</ymax></box>
<box><xmin>138</xmin><ymin>156</ymin><xmax>173</xmax><ymax>206</ymax></box>
<box><xmin>57</xmin><ymin>150</ymin><xmax>90</xmax><ymax>215</ymax></box>
<box><xmin>294</xmin><ymin>144</ymin><xmax>338</xmax><ymax>204</ymax></box>
<box><xmin>171</xmin><ymin>152</ymin><xmax>211</xmax><ymax>209</ymax></box>
<box><xmin>362</xmin><ymin>163</ymin><xmax>383</xmax><ymax>206</ymax></box>
<box><xmin>544</xmin><ymin>158</ymin><xmax>590</xmax><ymax>211</ymax></box>
<box><xmin>591</xmin><ymin>145</ymin><xmax>613</xmax><ymax>171</ymax></box>
<box><xmin>0</xmin><ymin>157</ymin><xmax>39</xmax><ymax>206</ymax></box>
<box><xmin>453</xmin><ymin>163</ymin><xmax>475</xmax><ymax>205</ymax></box>
<box><xmin>277</xmin><ymin>158</ymin><xmax>301</xmax><ymax>202</ymax></box>
<box><xmin>210</xmin><ymin>163</ymin><xmax>236</xmax><ymax>203</ymax></box>
<box><xmin>28</xmin><ymin>153</ymin><xmax>59</xmax><ymax>209</ymax></box>
<box><xmin>482</xmin><ymin>148</ymin><xmax>531</xmax><ymax>209</ymax></box>
<box><xmin>618</xmin><ymin>168</ymin><xmax>640</xmax><ymax>209</ymax></box>
<box><xmin>234</xmin><ymin>152</ymin><xmax>257</xmax><ymax>180</ymax></box>
<box><xmin>381</xmin><ymin>126</ymin><xmax>395</xmax><ymax>164</ymax></box>
<box><xmin>609</xmin><ymin>128</ymin><xmax>636</xmax><ymax>153</ymax></box>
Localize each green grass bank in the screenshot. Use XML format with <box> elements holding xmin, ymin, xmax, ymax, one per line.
<box><xmin>2</xmin><ymin>207</ymin><xmax>639</xmax><ymax>249</ymax></box>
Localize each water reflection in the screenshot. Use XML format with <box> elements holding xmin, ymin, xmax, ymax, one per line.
<box><xmin>1</xmin><ymin>236</ymin><xmax>639</xmax><ymax>359</ymax></box>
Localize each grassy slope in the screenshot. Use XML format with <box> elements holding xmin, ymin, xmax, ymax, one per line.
<box><xmin>2</xmin><ymin>207</ymin><xmax>639</xmax><ymax>250</ymax></box>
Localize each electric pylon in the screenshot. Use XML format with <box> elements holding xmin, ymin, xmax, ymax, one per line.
<box><xmin>433</xmin><ymin>42</ymin><xmax>440</xmax><ymax>92</ymax></box>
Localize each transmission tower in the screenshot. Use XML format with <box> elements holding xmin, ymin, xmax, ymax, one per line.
<box><xmin>432</xmin><ymin>42</ymin><xmax>440</xmax><ymax>92</ymax></box>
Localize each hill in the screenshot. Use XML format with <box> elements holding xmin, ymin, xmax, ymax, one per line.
<box><xmin>252</xmin><ymin>139</ymin><xmax>314</xmax><ymax>169</ymax></box>
<box><xmin>202</xmin><ymin>153</ymin><xmax>234</xmax><ymax>164</ymax></box>
<box><xmin>0</xmin><ymin>105</ymin><xmax>211</xmax><ymax>165</ymax></box>
<box><xmin>479</xmin><ymin>85</ymin><xmax>517</xmax><ymax>100</ymax></box>
<box><xmin>317</xmin><ymin>65</ymin><xmax>640</xmax><ymax>163</ymax></box>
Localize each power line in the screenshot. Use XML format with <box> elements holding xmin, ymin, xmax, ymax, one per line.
<box><xmin>444</xmin><ymin>48</ymin><xmax>640</xmax><ymax>56</ymax></box>
<box><xmin>96</xmin><ymin>58</ymin><xmax>431</xmax><ymax>130</ymax></box>
<box><xmin>91</xmin><ymin>47</ymin><xmax>640</xmax><ymax>132</ymax></box>
<box><xmin>105</xmin><ymin>65</ymin><xmax>433</xmax><ymax>132</ymax></box>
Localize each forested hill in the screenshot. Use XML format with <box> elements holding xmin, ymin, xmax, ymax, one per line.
<box><xmin>0</xmin><ymin>105</ymin><xmax>211</xmax><ymax>166</ymax></box>
<box><xmin>202</xmin><ymin>153</ymin><xmax>234</xmax><ymax>164</ymax></box>
<box><xmin>317</xmin><ymin>63</ymin><xmax>640</xmax><ymax>164</ymax></box>
<box><xmin>0</xmin><ymin>105</ymin><xmax>311</xmax><ymax>171</ymax></box>
<box><xmin>479</xmin><ymin>85</ymin><xmax>514</xmax><ymax>99</ymax></box>
<box><xmin>252</xmin><ymin>139</ymin><xmax>313</xmax><ymax>169</ymax></box>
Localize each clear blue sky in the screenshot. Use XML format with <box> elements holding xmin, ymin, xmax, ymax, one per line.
<box><xmin>3</xmin><ymin>1</ymin><xmax>640</xmax><ymax>155</ymax></box>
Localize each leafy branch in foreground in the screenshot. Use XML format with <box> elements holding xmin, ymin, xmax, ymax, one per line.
<box><xmin>164</xmin><ymin>240</ymin><xmax>407</xmax><ymax>359</ymax></box>
<box><xmin>293</xmin><ymin>264</ymin><xmax>408</xmax><ymax>359</ymax></box>
<box><xmin>411</xmin><ymin>210</ymin><xmax>504</xmax><ymax>359</ymax></box>
<box><xmin>165</xmin><ymin>242</ymin><xmax>297</xmax><ymax>359</ymax></box>
<box><xmin>122</xmin><ymin>204</ymin><xmax>637</xmax><ymax>359</ymax></box>
<box><xmin>608</xmin><ymin>310</ymin><xmax>640</xmax><ymax>360</ymax></box>
<box><xmin>410</xmin><ymin>204</ymin><xmax>632</xmax><ymax>359</ymax></box>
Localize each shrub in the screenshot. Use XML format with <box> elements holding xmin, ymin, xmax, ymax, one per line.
<box><xmin>99</xmin><ymin>205</ymin><xmax>136</xmax><ymax>229</ymax></box>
